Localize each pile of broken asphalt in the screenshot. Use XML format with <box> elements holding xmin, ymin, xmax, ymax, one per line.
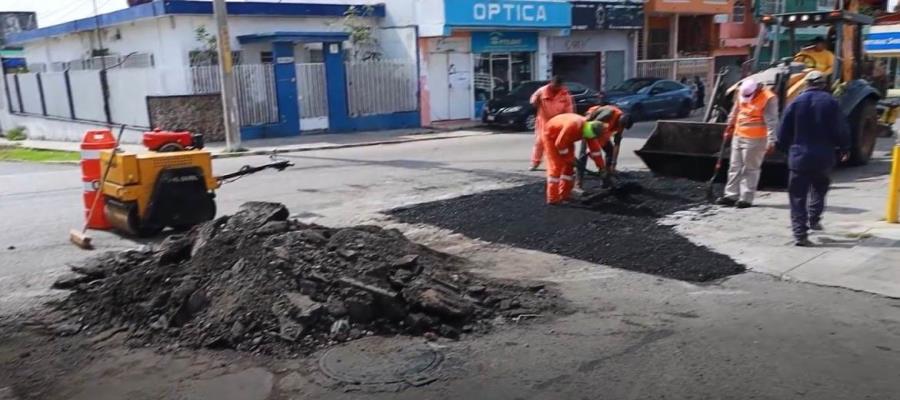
<box><xmin>390</xmin><ymin>171</ymin><xmax>745</xmax><ymax>282</ymax></box>
<box><xmin>51</xmin><ymin>202</ymin><xmax>564</xmax><ymax>356</ymax></box>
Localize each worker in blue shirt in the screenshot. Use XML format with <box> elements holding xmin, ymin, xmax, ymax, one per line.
<box><xmin>775</xmin><ymin>71</ymin><xmax>851</xmax><ymax>246</ymax></box>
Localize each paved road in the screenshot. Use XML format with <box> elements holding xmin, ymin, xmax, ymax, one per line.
<box><xmin>0</xmin><ymin>121</ymin><xmax>898</xmax><ymax>399</ymax></box>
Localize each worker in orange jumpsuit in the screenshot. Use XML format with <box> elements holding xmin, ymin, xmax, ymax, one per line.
<box><xmin>542</xmin><ymin>113</ymin><xmax>609</xmax><ymax>205</ymax></box>
<box><xmin>585</xmin><ymin>104</ymin><xmax>632</xmax><ymax>173</ymax></box>
<box><xmin>530</xmin><ymin>76</ymin><xmax>573</xmax><ymax>170</ymax></box>
<box><xmin>575</xmin><ymin>105</ymin><xmax>632</xmax><ymax>187</ymax></box>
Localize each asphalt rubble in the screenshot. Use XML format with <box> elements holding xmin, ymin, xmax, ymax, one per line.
<box><xmin>391</xmin><ymin>171</ymin><xmax>746</xmax><ymax>282</ymax></box>
<box><xmin>50</xmin><ymin>202</ymin><xmax>564</xmax><ymax>356</ymax></box>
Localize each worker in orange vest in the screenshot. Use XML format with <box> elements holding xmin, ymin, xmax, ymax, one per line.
<box><xmin>585</xmin><ymin>104</ymin><xmax>632</xmax><ymax>172</ymax></box>
<box><xmin>542</xmin><ymin>113</ymin><xmax>609</xmax><ymax>205</ymax></box>
<box><xmin>530</xmin><ymin>76</ymin><xmax>573</xmax><ymax>170</ymax></box>
<box><xmin>716</xmin><ymin>78</ymin><xmax>779</xmax><ymax>208</ymax></box>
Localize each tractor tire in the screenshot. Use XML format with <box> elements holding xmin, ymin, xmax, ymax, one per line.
<box><xmin>847</xmin><ymin>98</ymin><xmax>879</xmax><ymax>166</ymax></box>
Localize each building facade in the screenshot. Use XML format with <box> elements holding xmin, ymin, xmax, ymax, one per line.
<box><xmin>639</xmin><ymin>0</ymin><xmax>735</xmax><ymax>92</ymax></box>
<box><xmin>0</xmin><ymin>0</ymin><xmax>422</xmax><ymax>142</ymax></box>
<box><xmin>415</xmin><ymin>0</ymin><xmax>572</xmax><ymax>124</ymax></box>
<box><xmin>548</xmin><ymin>1</ymin><xmax>643</xmax><ymax>92</ymax></box>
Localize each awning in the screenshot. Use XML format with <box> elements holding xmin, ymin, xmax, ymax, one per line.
<box><xmin>237</xmin><ymin>32</ymin><xmax>350</xmax><ymax>44</ymax></box>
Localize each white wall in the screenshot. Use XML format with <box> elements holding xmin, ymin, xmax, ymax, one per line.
<box><xmin>41</xmin><ymin>72</ymin><xmax>70</xmax><ymax>118</ymax></box>
<box><xmin>17</xmin><ymin>73</ymin><xmax>42</xmax><ymax>114</ymax></box>
<box><xmin>68</xmin><ymin>70</ymin><xmax>106</xmax><ymax>122</ymax></box>
<box><xmin>21</xmin><ymin>13</ymin><xmax>417</xmax><ymax>70</ymax></box>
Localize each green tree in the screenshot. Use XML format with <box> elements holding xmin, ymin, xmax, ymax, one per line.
<box><xmin>343</xmin><ymin>5</ymin><xmax>382</xmax><ymax>61</ymax></box>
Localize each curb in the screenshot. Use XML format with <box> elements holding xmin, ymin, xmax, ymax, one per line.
<box><xmin>4</xmin><ymin>131</ymin><xmax>493</xmax><ymax>162</ymax></box>
<box><xmin>210</xmin><ymin>131</ymin><xmax>491</xmax><ymax>159</ymax></box>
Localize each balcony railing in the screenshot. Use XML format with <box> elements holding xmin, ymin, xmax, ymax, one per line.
<box><xmin>636</xmin><ymin>57</ymin><xmax>715</xmax><ymax>81</ymax></box>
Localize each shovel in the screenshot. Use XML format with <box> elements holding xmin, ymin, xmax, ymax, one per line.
<box><xmin>706</xmin><ymin>132</ymin><xmax>730</xmax><ymax>202</ymax></box>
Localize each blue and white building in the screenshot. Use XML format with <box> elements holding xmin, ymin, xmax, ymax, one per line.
<box><xmin>0</xmin><ymin>0</ymin><xmax>421</xmax><ymax>142</ymax></box>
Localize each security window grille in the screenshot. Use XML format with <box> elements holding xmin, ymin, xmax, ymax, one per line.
<box><xmin>733</xmin><ymin>1</ymin><xmax>745</xmax><ymax>23</ymax></box>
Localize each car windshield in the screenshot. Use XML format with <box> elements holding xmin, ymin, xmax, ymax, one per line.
<box><xmin>509</xmin><ymin>81</ymin><xmax>547</xmax><ymax>97</ymax></box>
<box><xmin>610</xmin><ymin>79</ymin><xmax>656</xmax><ymax>93</ymax></box>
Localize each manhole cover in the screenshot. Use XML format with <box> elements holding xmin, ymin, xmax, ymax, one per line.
<box><xmin>318</xmin><ymin>336</ymin><xmax>443</xmax><ymax>386</ymax></box>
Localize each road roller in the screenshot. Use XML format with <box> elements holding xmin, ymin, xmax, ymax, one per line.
<box><xmin>99</xmin><ymin>130</ymin><xmax>291</xmax><ymax>236</ymax></box>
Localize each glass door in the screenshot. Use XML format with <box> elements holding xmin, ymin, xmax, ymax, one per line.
<box><xmin>473</xmin><ymin>52</ymin><xmax>534</xmax><ymax>102</ymax></box>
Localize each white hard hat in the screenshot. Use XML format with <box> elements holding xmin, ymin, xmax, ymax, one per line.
<box><xmin>805</xmin><ymin>70</ymin><xmax>826</xmax><ymax>85</ymax></box>
<box><xmin>739</xmin><ymin>78</ymin><xmax>759</xmax><ymax>101</ymax></box>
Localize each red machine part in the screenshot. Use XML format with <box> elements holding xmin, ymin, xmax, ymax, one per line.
<box><xmin>80</xmin><ymin>129</ymin><xmax>116</xmax><ymax>230</ymax></box>
<box><xmin>142</xmin><ymin>129</ymin><xmax>194</xmax><ymax>152</ymax></box>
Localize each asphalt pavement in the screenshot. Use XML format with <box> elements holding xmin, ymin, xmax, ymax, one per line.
<box><xmin>0</xmin><ymin>120</ymin><xmax>898</xmax><ymax>399</ymax></box>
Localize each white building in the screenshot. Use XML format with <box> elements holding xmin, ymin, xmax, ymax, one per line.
<box><xmin>1</xmin><ymin>0</ymin><xmax>421</xmax><ymax>142</ymax></box>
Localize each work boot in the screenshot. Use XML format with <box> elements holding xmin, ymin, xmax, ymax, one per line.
<box><xmin>529</xmin><ymin>163</ymin><xmax>540</xmax><ymax>171</ymax></box>
<box><xmin>809</xmin><ymin>221</ymin><xmax>824</xmax><ymax>231</ymax></box>
<box><xmin>794</xmin><ymin>237</ymin><xmax>815</xmax><ymax>247</ymax></box>
<box><xmin>715</xmin><ymin>197</ymin><xmax>736</xmax><ymax>206</ymax></box>
<box><xmin>735</xmin><ymin>201</ymin><xmax>752</xmax><ymax>209</ymax></box>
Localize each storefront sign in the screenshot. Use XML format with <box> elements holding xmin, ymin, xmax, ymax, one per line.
<box><xmin>571</xmin><ymin>1</ymin><xmax>643</xmax><ymax>30</ymax></box>
<box><xmin>548</xmin><ymin>31</ymin><xmax>630</xmax><ymax>54</ymax></box>
<box><xmin>445</xmin><ymin>0</ymin><xmax>571</xmax><ymax>28</ymax></box>
<box><xmin>472</xmin><ymin>31</ymin><xmax>538</xmax><ymax>53</ymax></box>
<box><xmin>865</xmin><ymin>29</ymin><xmax>900</xmax><ymax>54</ymax></box>
<box><xmin>433</xmin><ymin>37</ymin><xmax>470</xmax><ymax>53</ymax></box>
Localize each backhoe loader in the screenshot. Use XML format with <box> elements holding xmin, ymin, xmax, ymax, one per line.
<box><xmin>636</xmin><ymin>2</ymin><xmax>882</xmax><ymax>187</ymax></box>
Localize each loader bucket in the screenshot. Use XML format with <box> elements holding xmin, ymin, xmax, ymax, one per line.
<box><xmin>635</xmin><ymin>120</ymin><xmax>789</xmax><ymax>188</ymax></box>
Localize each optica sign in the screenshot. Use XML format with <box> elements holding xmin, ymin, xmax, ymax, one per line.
<box><xmin>445</xmin><ymin>0</ymin><xmax>571</xmax><ymax>28</ymax></box>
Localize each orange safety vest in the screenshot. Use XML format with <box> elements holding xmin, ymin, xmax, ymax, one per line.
<box><xmin>735</xmin><ymin>88</ymin><xmax>775</xmax><ymax>139</ymax></box>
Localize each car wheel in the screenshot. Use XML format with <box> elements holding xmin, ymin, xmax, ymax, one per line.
<box><xmin>847</xmin><ymin>98</ymin><xmax>879</xmax><ymax>166</ymax></box>
<box><xmin>677</xmin><ymin>100</ymin><xmax>692</xmax><ymax>118</ymax></box>
<box><xmin>524</xmin><ymin>113</ymin><xmax>537</xmax><ymax>131</ymax></box>
<box><xmin>630</xmin><ymin>105</ymin><xmax>643</xmax><ymax>122</ymax></box>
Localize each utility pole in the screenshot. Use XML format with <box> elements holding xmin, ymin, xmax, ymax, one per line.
<box><xmin>212</xmin><ymin>0</ymin><xmax>242</xmax><ymax>152</ymax></box>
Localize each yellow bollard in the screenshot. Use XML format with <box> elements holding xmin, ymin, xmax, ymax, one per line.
<box><xmin>888</xmin><ymin>145</ymin><xmax>900</xmax><ymax>223</ymax></box>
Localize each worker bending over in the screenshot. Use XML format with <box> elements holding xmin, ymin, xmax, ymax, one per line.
<box><xmin>530</xmin><ymin>76</ymin><xmax>573</xmax><ymax>170</ymax></box>
<box><xmin>585</xmin><ymin>104</ymin><xmax>632</xmax><ymax>173</ymax></box>
<box><xmin>716</xmin><ymin>78</ymin><xmax>778</xmax><ymax>208</ymax></box>
<box><xmin>541</xmin><ymin>113</ymin><xmax>608</xmax><ymax>205</ymax></box>
<box><xmin>794</xmin><ymin>36</ymin><xmax>835</xmax><ymax>76</ymax></box>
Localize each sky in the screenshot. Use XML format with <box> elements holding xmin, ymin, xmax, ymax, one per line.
<box><xmin>0</xmin><ymin>0</ymin><xmax>129</xmax><ymax>28</ymax></box>
<box><xmin>0</xmin><ymin>0</ymin><xmax>367</xmax><ymax>29</ymax></box>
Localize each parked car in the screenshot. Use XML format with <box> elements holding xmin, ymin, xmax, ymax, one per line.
<box><xmin>482</xmin><ymin>80</ymin><xmax>603</xmax><ymax>130</ymax></box>
<box><xmin>603</xmin><ymin>78</ymin><xmax>694</xmax><ymax>121</ymax></box>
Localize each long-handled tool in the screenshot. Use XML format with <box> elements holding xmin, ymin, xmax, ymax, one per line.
<box><xmin>70</xmin><ymin>124</ymin><xmax>126</xmax><ymax>249</ymax></box>
<box><xmin>706</xmin><ymin>131</ymin><xmax>730</xmax><ymax>202</ymax></box>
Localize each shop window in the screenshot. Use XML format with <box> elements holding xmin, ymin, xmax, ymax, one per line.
<box><xmin>817</xmin><ymin>0</ymin><xmax>836</xmax><ymax>9</ymax></box>
<box><xmin>732</xmin><ymin>1</ymin><xmax>745</xmax><ymax>23</ymax></box>
<box><xmin>474</xmin><ymin>52</ymin><xmax>534</xmax><ymax>102</ymax></box>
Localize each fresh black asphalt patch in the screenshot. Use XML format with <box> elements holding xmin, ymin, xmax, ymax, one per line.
<box><xmin>389</xmin><ymin>171</ymin><xmax>745</xmax><ymax>282</ymax></box>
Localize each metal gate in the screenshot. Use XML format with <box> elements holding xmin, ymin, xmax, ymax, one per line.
<box><xmin>295</xmin><ymin>63</ymin><xmax>328</xmax><ymax>118</ymax></box>
<box><xmin>345</xmin><ymin>60</ymin><xmax>417</xmax><ymax>117</ymax></box>
<box><xmin>189</xmin><ymin>64</ymin><xmax>278</xmax><ymax>126</ymax></box>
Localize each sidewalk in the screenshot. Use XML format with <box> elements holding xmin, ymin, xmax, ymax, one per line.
<box><xmin>0</xmin><ymin>127</ymin><xmax>493</xmax><ymax>159</ymax></box>
<box><xmin>664</xmin><ymin>139</ymin><xmax>900</xmax><ymax>298</ymax></box>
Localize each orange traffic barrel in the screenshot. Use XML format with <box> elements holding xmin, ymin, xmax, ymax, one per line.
<box><xmin>80</xmin><ymin>129</ymin><xmax>116</xmax><ymax>229</ymax></box>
